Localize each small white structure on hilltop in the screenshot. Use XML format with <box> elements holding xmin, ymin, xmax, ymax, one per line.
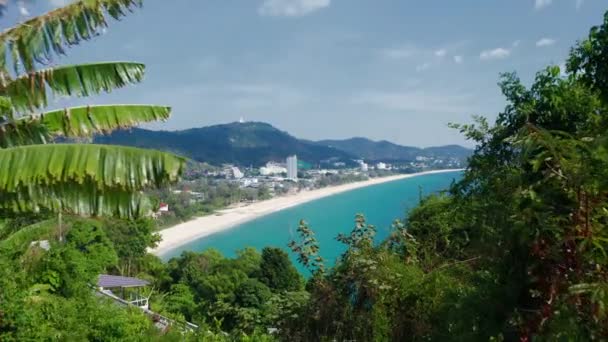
<box><xmin>376</xmin><ymin>162</ymin><xmax>387</xmax><ymax>170</ymax></box>
<box><xmin>260</xmin><ymin>162</ymin><xmax>287</xmax><ymax>176</ymax></box>
<box><xmin>239</xmin><ymin>117</ymin><xmax>245</xmax><ymax>123</ymax></box>
<box><xmin>286</xmin><ymin>155</ymin><xmax>298</xmax><ymax>180</ymax></box>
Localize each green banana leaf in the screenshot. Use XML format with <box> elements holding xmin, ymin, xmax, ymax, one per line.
<box><xmin>0</xmin><ymin>144</ymin><xmax>186</xmax><ymax>192</ymax></box>
<box><xmin>0</xmin><ymin>0</ymin><xmax>143</xmax><ymax>75</ymax></box>
<box><xmin>0</xmin><ymin>104</ymin><xmax>171</xmax><ymax>147</ymax></box>
<box><xmin>1</xmin><ymin>62</ymin><xmax>145</xmax><ymax>111</ymax></box>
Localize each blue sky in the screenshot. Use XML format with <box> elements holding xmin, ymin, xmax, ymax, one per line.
<box><xmin>3</xmin><ymin>0</ymin><xmax>607</xmax><ymax>146</ymax></box>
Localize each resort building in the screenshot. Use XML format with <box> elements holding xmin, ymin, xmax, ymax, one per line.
<box><xmin>260</xmin><ymin>162</ymin><xmax>287</xmax><ymax>176</ymax></box>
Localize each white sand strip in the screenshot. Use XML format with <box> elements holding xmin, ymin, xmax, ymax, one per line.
<box><xmin>150</xmin><ymin>169</ymin><xmax>463</xmax><ymax>256</ymax></box>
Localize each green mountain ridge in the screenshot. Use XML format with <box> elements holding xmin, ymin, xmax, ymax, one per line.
<box><xmin>93</xmin><ymin>122</ymin><xmax>471</xmax><ymax>166</ymax></box>
<box><xmin>318</xmin><ymin>137</ymin><xmax>472</xmax><ymax>162</ymax></box>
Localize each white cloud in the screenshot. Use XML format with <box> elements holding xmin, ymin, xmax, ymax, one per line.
<box><xmin>258</xmin><ymin>0</ymin><xmax>330</xmax><ymax>17</ymax></box>
<box><xmin>479</xmin><ymin>48</ymin><xmax>510</xmax><ymax>61</ymax></box>
<box><xmin>535</xmin><ymin>0</ymin><xmax>552</xmax><ymax>10</ymax></box>
<box><xmin>536</xmin><ymin>38</ymin><xmax>556</xmax><ymax>47</ymax></box>
<box><xmin>576</xmin><ymin>0</ymin><xmax>583</xmax><ymax>9</ymax></box>
<box><xmin>354</xmin><ymin>90</ymin><xmax>475</xmax><ymax>114</ymax></box>
<box><xmin>435</xmin><ymin>49</ymin><xmax>447</xmax><ymax>57</ymax></box>
<box><xmin>18</xmin><ymin>2</ymin><xmax>29</xmax><ymax>16</ymax></box>
<box><xmin>453</xmin><ymin>55</ymin><xmax>463</xmax><ymax>64</ymax></box>
<box><xmin>416</xmin><ymin>62</ymin><xmax>431</xmax><ymax>72</ymax></box>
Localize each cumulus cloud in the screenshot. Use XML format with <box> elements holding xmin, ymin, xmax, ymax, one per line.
<box><xmin>479</xmin><ymin>48</ymin><xmax>510</xmax><ymax>61</ymax></box>
<box><xmin>453</xmin><ymin>55</ymin><xmax>463</xmax><ymax>64</ymax></box>
<box><xmin>258</xmin><ymin>0</ymin><xmax>330</xmax><ymax>17</ymax></box>
<box><xmin>536</xmin><ymin>38</ymin><xmax>556</xmax><ymax>47</ymax></box>
<box><xmin>535</xmin><ymin>0</ymin><xmax>552</xmax><ymax>10</ymax></box>
<box><xmin>435</xmin><ymin>49</ymin><xmax>447</xmax><ymax>57</ymax></box>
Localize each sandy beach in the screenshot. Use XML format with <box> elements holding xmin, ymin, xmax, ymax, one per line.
<box><xmin>150</xmin><ymin>169</ymin><xmax>463</xmax><ymax>256</ymax></box>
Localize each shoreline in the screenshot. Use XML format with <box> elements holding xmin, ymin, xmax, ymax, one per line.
<box><xmin>150</xmin><ymin>169</ymin><xmax>464</xmax><ymax>256</ymax></box>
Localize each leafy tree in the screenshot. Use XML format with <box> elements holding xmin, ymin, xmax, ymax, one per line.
<box><xmin>235</xmin><ymin>279</ymin><xmax>272</xmax><ymax>308</ymax></box>
<box><xmin>257</xmin><ymin>247</ymin><xmax>302</xmax><ymax>292</ymax></box>
<box><xmin>163</xmin><ymin>283</ymin><xmax>198</xmax><ymax>322</ymax></box>
<box><xmin>103</xmin><ymin>218</ymin><xmax>161</xmax><ymax>276</ymax></box>
<box><xmin>37</xmin><ymin>220</ymin><xmax>117</xmax><ymax>296</ymax></box>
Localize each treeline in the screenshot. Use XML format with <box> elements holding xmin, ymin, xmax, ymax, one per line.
<box><xmin>0</xmin><ymin>216</ymin><xmax>283</xmax><ymax>341</ymax></box>
<box><xmin>149</xmin><ymin>179</ymin><xmax>273</xmax><ymax>228</ymax></box>
<box><xmin>276</xmin><ymin>11</ymin><xmax>608</xmax><ymax>341</ymax></box>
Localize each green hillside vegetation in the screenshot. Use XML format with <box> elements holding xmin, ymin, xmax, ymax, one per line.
<box><xmin>319</xmin><ymin>137</ymin><xmax>472</xmax><ymax>162</ymax></box>
<box><xmin>94</xmin><ymin>122</ymin><xmax>356</xmax><ymax>167</ymax></box>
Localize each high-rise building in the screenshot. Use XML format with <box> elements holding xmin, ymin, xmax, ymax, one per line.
<box><xmin>286</xmin><ymin>155</ymin><xmax>298</xmax><ymax>180</ymax></box>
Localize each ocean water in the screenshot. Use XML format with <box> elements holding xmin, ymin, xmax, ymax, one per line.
<box><xmin>162</xmin><ymin>171</ymin><xmax>463</xmax><ymax>273</ymax></box>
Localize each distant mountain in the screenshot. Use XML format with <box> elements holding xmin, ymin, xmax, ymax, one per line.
<box><xmin>94</xmin><ymin>122</ymin><xmax>472</xmax><ymax>166</ymax></box>
<box><xmin>317</xmin><ymin>138</ymin><xmax>472</xmax><ymax>162</ymax></box>
<box><xmin>94</xmin><ymin>122</ymin><xmax>354</xmax><ymax>166</ymax></box>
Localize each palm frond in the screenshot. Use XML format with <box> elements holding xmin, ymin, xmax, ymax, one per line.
<box><xmin>1</xmin><ymin>62</ymin><xmax>145</xmax><ymax>111</ymax></box>
<box><xmin>0</xmin><ymin>144</ymin><xmax>185</xmax><ymax>192</ymax></box>
<box><xmin>0</xmin><ymin>104</ymin><xmax>170</xmax><ymax>148</ymax></box>
<box><xmin>1</xmin><ymin>184</ymin><xmax>153</xmax><ymax>218</ymax></box>
<box><xmin>0</xmin><ymin>0</ymin><xmax>143</xmax><ymax>76</ymax></box>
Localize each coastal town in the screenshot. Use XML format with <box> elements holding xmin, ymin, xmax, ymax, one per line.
<box><xmin>152</xmin><ymin>153</ymin><xmax>466</xmax><ymax>225</ymax></box>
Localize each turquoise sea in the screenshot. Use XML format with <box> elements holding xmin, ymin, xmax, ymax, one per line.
<box><xmin>162</xmin><ymin>171</ymin><xmax>463</xmax><ymax>273</ymax></box>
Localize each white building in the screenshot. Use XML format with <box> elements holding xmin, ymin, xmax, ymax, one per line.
<box><xmin>286</xmin><ymin>155</ymin><xmax>298</xmax><ymax>180</ymax></box>
<box><xmin>232</xmin><ymin>167</ymin><xmax>244</xmax><ymax>179</ymax></box>
<box><xmin>260</xmin><ymin>162</ymin><xmax>287</xmax><ymax>176</ymax></box>
<box><xmin>376</xmin><ymin>162</ymin><xmax>387</xmax><ymax>170</ymax></box>
<box><xmin>240</xmin><ymin>178</ymin><xmax>259</xmax><ymax>187</ymax></box>
<box><xmin>358</xmin><ymin>160</ymin><xmax>369</xmax><ymax>172</ymax></box>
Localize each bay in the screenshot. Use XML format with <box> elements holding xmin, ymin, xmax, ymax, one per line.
<box><xmin>162</xmin><ymin>171</ymin><xmax>463</xmax><ymax>273</ymax></box>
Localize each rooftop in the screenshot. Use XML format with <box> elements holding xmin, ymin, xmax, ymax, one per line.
<box><xmin>97</xmin><ymin>274</ymin><xmax>150</xmax><ymax>288</ymax></box>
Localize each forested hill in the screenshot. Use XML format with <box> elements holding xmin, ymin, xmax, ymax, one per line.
<box><xmin>93</xmin><ymin>122</ymin><xmax>353</xmax><ymax>166</ymax></box>
<box><xmin>94</xmin><ymin>122</ymin><xmax>471</xmax><ymax>166</ymax></box>
<box><xmin>317</xmin><ymin>138</ymin><xmax>472</xmax><ymax>162</ymax></box>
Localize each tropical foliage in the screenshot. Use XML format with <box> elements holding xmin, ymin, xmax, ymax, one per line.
<box><xmin>0</xmin><ymin>0</ymin><xmax>185</xmax><ymax>218</ymax></box>
<box><xmin>4</xmin><ymin>1</ymin><xmax>608</xmax><ymax>341</ymax></box>
<box><xmin>276</xmin><ymin>11</ymin><xmax>608</xmax><ymax>342</ymax></box>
